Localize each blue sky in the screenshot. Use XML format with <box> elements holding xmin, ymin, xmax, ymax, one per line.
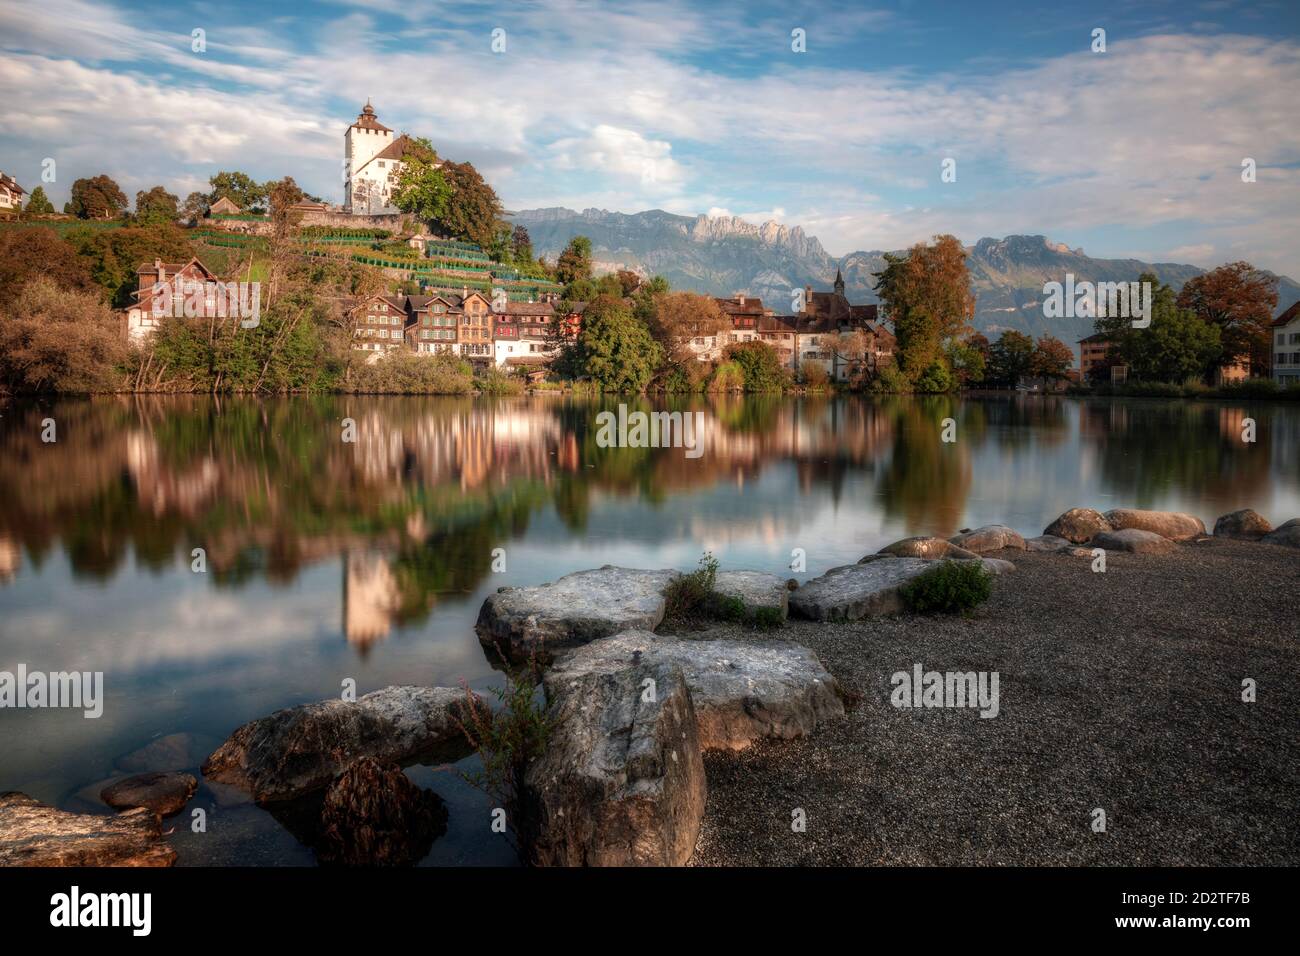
<box><xmin>2</xmin><ymin>0</ymin><xmax>1298</xmax><ymax>275</ymax></box>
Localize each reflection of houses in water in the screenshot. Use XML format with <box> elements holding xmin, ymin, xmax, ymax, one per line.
<box><xmin>126</xmin><ymin>431</ymin><xmax>220</xmax><ymax>517</ymax></box>
<box><xmin>343</xmin><ymin>552</ymin><xmax>402</xmax><ymax>652</ymax></box>
<box><xmin>0</xmin><ymin>534</ymin><xmax>19</xmax><ymax>583</ymax></box>
<box><xmin>349</xmin><ymin>405</ymin><xmax>574</xmax><ymax>491</ymax></box>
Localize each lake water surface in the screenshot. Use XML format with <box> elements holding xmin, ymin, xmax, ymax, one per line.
<box><xmin>2</xmin><ymin>393</ymin><xmax>1297</xmax><ymax>864</ymax></box>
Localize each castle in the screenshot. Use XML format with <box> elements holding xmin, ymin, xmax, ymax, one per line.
<box><xmin>343</xmin><ymin>101</ymin><xmax>422</xmax><ymax>215</ymax></box>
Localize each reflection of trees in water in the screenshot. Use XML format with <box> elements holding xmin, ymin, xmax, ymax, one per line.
<box><xmin>1079</xmin><ymin>399</ymin><xmax>1279</xmax><ymax>505</ymax></box>
<box><xmin>972</xmin><ymin>395</ymin><xmax>1068</xmax><ymax>450</ymax></box>
<box><xmin>875</xmin><ymin>396</ymin><xmax>972</xmax><ymax>537</ymax></box>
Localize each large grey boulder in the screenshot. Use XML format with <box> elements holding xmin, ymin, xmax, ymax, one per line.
<box><xmin>549</xmin><ymin>630</ymin><xmax>843</xmax><ymax>750</ymax></box>
<box><xmin>790</xmin><ymin>558</ymin><xmax>934</xmax><ymax>620</ymax></box>
<box><xmin>1103</xmin><ymin>509</ymin><xmax>1206</xmax><ymax>541</ymax></box>
<box><xmin>202</xmin><ymin>686</ymin><xmax>476</xmax><ymax>803</ymax></box>
<box><xmin>1213</xmin><ymin>509</ymin><xmax>1272</xmax><ymax>540</ymax></box>
<box><xmin>878</xmin><ymin>536</ymin><xmax>978</xmax><ymax>560</ymax></box>
<box><xmin>710</xmin><ymin>570</ymin><xmax>789</xmax><ymax>622</ymax></box>
<box><xmin>477</xmin><ymin>566</ymin><xmax>678</xmax><ymax>662</ymax></box>
<box><xmin>0</xmin><ymin>792</ymin><xmax>176</xmax><ymax>867</ymax></box>
<box><xmin>1026</xmin><ymin>534</ymin><xmax>1073</xmax><ymax>553</ymax></box>
<box><xmin>524</xmin><ymin>662</ymin><xmax>706</xmax><ymax>866</ymax></box>
<box><xmin>1043</xmin><ymin>508</ymin><xmax>1112</xmax><ymax>543</ymax></box>
<box><xmin>948</xmin><ymin>524</ymin><xmax>1027</xmax><ymax>553</ymax></box>
<box><xmin>1092</xmin><ymin>528</ymin><xmax>1177</xmax><ymax>554</ymax></box>
<box><xmin>1260</xmin><ymin>518</ymin><xmax>1300</xmax><ymax>549</ymax></box>
<box><xmin>101</xmin><ymin>772</ymin><xmax>197</xmax><ymax>818</ymax></box>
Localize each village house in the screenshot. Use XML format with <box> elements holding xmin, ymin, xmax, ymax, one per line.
<box><xmin>1273</xmin><ymin>301</ymin><xmax>1300</xmax><ymax>386</ymax></box>
<box><xmin>1078</xmin><ymin>332</ymin><xmax>1114</xmax><ymax>381</ymax></box>
<box><xmin>124</xmin><ymin>257</ymin><xmax>222</xmax><ymax>344</ymax></box>
<box><xmin>344</xmin><ymin>102</ymin><xmax>425</xmax><ymax>216</ymax></box>
<box><xmin>0</xmin><ymin>172</ymin><xmax>26</xmax><ymax>219</ymax></box>
<box><xmin>346</xmin><ymin>292</ymin><xmax>409</xmax><ymax>354</ymax></box>
<box><xmin>404</xmin><ymin>294</ymin><xmax>460</xmax><ymax>354</ymax></box>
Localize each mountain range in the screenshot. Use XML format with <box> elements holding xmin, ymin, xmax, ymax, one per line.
<box><xmin>508</xmin><ymin>207</ymin><xmax>1300</xmax><ymax>344</ymax></box>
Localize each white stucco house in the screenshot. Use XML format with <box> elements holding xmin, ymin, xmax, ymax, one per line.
<box><xmin>1272</xmin><ymin>301</ymin><xmax>1300</xmax><ymax>386</ymax></box>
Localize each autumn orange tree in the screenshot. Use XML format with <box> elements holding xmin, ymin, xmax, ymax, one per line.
<box><xmin>1176</xmin><ymin>262</ymin><xmax>1278</xmax><ymax>376</ymax></box>
<box><xmin>648</xmin><ymin>291</ymin><xmax>730</xmax><ymax>362</ymax></box>
<box><xmin>873</xmin><ymin>234</ymin><xmax>975</xmax><ymax>382</ymax></box>
<box><xmin>1031</xmin><ymin>335</ymin><xmax>1074</xmax><ymax>382</ymax></box>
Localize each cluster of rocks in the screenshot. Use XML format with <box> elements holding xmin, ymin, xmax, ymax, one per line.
<box><xmin>475</xmin><ymin>565</ymin><xmax>848</xmax><ymax>865</ymax></box>
<box><xmin>1029</xmin><ymin>506</ymin><xmax>1300</xmax><ymax>554</ymax></box>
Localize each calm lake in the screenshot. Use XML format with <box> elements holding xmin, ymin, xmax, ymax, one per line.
<box><xmin>2</xmin><ymin>393</ymin><xmax>1298</xmax><ymax>865</ymax></box>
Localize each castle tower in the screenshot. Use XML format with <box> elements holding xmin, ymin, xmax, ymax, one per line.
<box><xmin>833</xmin><ymin>267</ymin><xmax>845</xmax><ymax>298</ymax></box>
<box><xmin>344</xmin><ymin>100</ymin><xmax>394</xmax><ymax>213</ymax></box>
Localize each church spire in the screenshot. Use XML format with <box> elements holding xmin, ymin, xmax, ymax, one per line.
<box><xmin>833</xmin><ymin>267</ymin><xmax>845</xmax><ymax>297</ymax></box>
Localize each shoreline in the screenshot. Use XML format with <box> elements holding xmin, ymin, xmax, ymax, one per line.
<box><xmin>690</xmin><ymin>538</ymin><xmax>1299</xmax><ymax>866</ymax></box>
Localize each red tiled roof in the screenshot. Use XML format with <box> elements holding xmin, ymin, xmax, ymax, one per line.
<box><xmin>1271</xmin><ymin>301</ymin><xmax>1300</xmax><ymax>327</ymax></box>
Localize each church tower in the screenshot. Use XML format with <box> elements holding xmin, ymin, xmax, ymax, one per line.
<box><xmin>833</xmin><ymin>267</ymin><xmax>845</xmax><ymax>298</ymax></box>
<box><xmin>344</xmin><ymin>100</ymin><xmax>394</xmax><ymax>212</ymax></box>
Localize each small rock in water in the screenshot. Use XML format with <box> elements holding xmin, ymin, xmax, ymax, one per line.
<box><xmin>202</xmin><ymin>686</ymin><xmax>476</xmax><ymax>803</ymax></box>
<box><xmin>101</xmin><ymin>772</ymin><xmax>197</xmax><ymax>818</ymax></box>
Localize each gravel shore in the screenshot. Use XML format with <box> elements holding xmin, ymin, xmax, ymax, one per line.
<box><xmin>690</xmin><ymin>538</ymin><xmax>1300</xmax><ymax>866</ymax></box>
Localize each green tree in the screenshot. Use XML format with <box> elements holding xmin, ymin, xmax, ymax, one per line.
<box><xmin>944</xmin><ymin>337</ymin><xmax>986</xmax><ymax>386</ymax></box>
<box><xmin>510</xmin><ymin>224</ymin><xmax>533</xmax><ymax>263</ymax></box>
<box><xmin>68</xmin><ymin>175</ymin><xmax>128</xmax><ymax>219</ymax></box>
<box><xmin>179</xmin><ymin>192</ymin><xmax>208</xmax><ymax>224</ymax></box>
<box><xmin>725</xmin><ymin>340</ymin><xmax>790</xmax><ymax>392</ymax></box>
<box><xmin>66</xmin><ymin>223</ymin><xmax>194</xmax><ymax>307</ymax></box>
<box><xmin>24</xmin><ymin>186</ymin><xmax>55</xmax><ymax>217</ymax></box>
<box><xmin>988</xmin><ymin>330</ymin><xmax>1035</xmax><ymax>386</ymax></box>
<box><xmin>1121</xmin><ymin>284</ymin><xmax>1222</xmax><ymax>383</ymax></box>
<box><xmin>208</xmin><ymin>171</ymin><xmax>266</xmax><ymax>211</ymax></box>
<box><xmin>134</xmin><ymin>186</ymin><xmax>179</xmax><ymax>224</ymax></box>
<box><xmin>556</xmin><ymin>236</ymin><xmax>594</xmax><ymax>286</ymax></box>
<box><xmin>575</xmin><ymin>294</ymin><xmax>661</xmax><ymax>392</ymax></box>
<box><xmin>435</xmin><ymin>159</ymin><xmax>503</xmax><ymax>249</ymax></box>
<box><xmin>392</xmin><ymin>137</ymin><xmax>451</xmax><ymax>224</ymax></box>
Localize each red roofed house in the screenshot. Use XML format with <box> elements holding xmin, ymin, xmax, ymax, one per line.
<box><xmin>125</xmin><ymin>257</ymin><xmax>221</xmax><ymax>344</ymax></box>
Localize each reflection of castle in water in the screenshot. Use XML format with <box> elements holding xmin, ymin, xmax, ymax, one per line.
<box><xmin>343</xmin><ymin>552</ymin><xmax>402</xmax><ymax>652</ymax></box>
<box><xmin>0</xmin><ymin>533</ymin><xmax>19</xmax><ymax>583</ymax></box>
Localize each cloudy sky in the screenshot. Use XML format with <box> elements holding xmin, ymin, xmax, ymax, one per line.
<box><xmin>1</xmin><ymin>0</ymin><xmax>1298</xmax><ymax>274</ymax></box>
